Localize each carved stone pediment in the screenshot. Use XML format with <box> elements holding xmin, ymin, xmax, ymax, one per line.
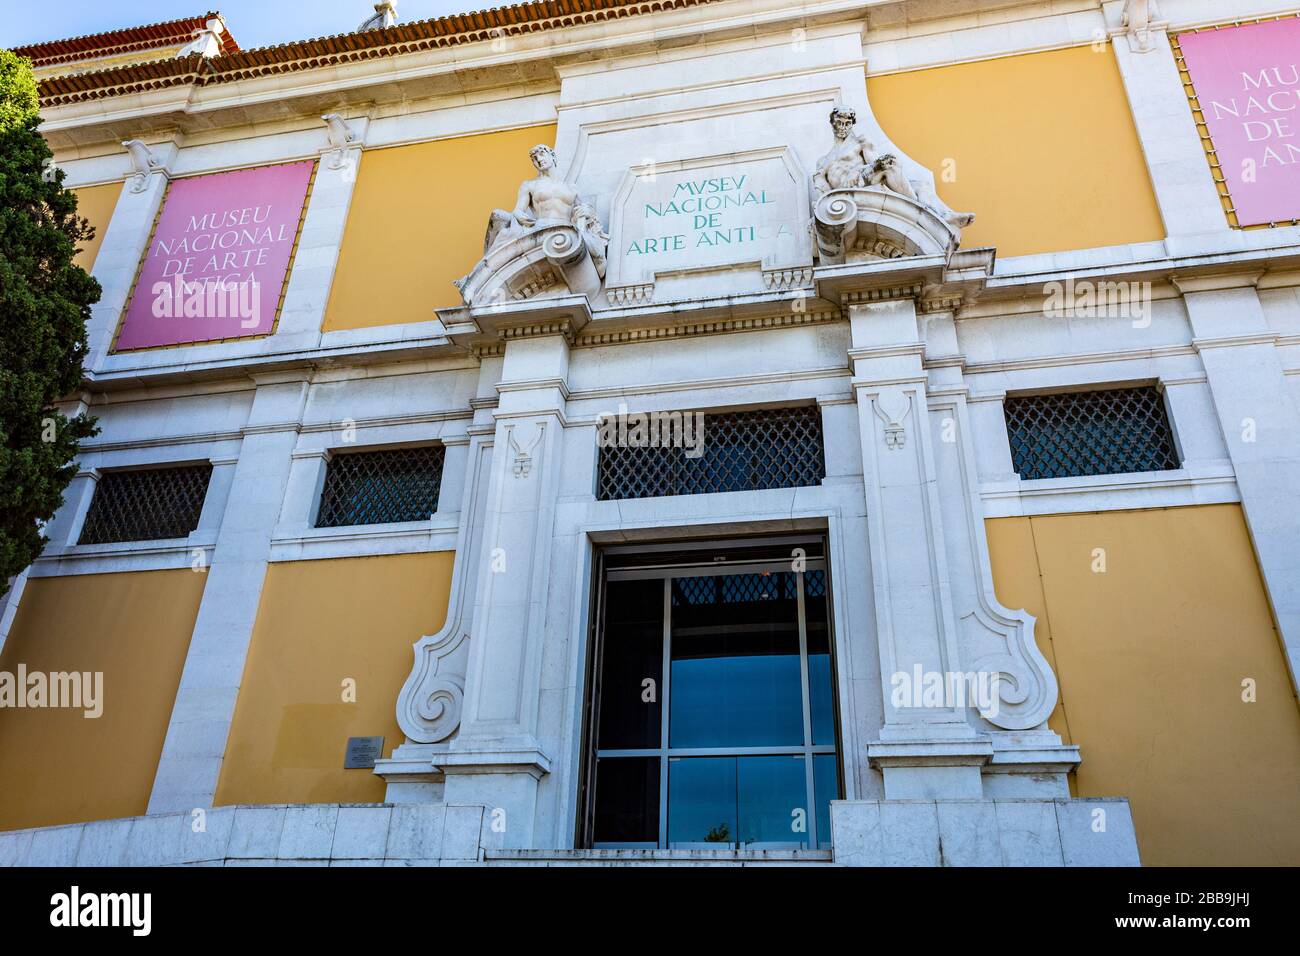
<box><xmin>454</xmin><ymin>222</ymin><xmax>601</xmax><ymax>307</ymax></box>
<box><xmin>813</xmin><ymin>187</ymin><xmax>959</xmax><ymax>265</ymax></box>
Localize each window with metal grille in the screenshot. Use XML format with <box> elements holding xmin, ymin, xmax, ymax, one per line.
<box><xmin>596</xmin><ymin>405</ymin><xmax>825</xmax><ymax>501</ymax></box>
<box><xmin>315</xmin><ymin>445</ymin><xmax>445</xmax><ymax>528</ymax></box>
<box><xmin>78</xmin><ymin>464</ymin><xmax>213</xmax><ymax>545</ymax></box>
<box><xmin>1003</xmin><ymin>385</ymin><xmax>1180</xmax><ymax>481</ymax></box>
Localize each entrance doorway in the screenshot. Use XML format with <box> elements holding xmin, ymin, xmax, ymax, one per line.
<box><xmin>579</xmin><ymin>537</ymin><xmax>842</xmax><ymax>849</ymax></box>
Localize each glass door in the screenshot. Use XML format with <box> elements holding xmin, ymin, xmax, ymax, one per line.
<box><xmin>587</xmin><ymin>553</ymin><xmax>840</xmax><ymax>849</ymax></box>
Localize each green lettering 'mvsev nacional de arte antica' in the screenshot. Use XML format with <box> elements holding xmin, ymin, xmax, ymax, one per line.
<box><xmin>626</xmin><ymin>172</ymin><xmax>791</xmax><ymax>255</ymax></box>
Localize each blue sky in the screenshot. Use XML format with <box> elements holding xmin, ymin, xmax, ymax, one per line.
<box><xmin>2</xmin><ymin>1</ymin><xmax>487</xmax><ymax>51</ymax></box>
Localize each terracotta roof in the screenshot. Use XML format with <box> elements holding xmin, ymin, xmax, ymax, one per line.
<box><xmin>13</xmin><ymin>13</ymin><xmax>240</xmax><ymax>68</ymax></box>
<box><xmin>34</xmin><ymin>0</ymin><xmax>716</xmax><ymax>106</ymax></box>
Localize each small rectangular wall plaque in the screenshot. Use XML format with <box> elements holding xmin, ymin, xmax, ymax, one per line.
<box><xmin>343</xmin><ymin>736</ymin><xmax>384</xmax><ymax>769</ymax></box>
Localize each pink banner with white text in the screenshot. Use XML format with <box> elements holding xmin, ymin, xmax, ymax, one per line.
<box><xmin>114</xmin><ymin>160</ymin><xmax>314</xmax><ymax>350</ymax></box>
<box><xmin>1178</xmin><ymin>18</ymin><xmax>1300</xmax><ymax>227</ymax></box>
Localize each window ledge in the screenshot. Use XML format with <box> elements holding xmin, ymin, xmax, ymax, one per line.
<box><xmin>485</xmin><ymin>848</ymin><xmax>834</xmax><ymax>865</ymax></box>
<box><xmin>269</xmin><ymin>514</ymin><xmax>459</xmax><ymax>562</ymax></box>
<box><xmin>980</xmin><ymin>460</ymin><xmax>1239</xmax><ymax>518</ymax></box>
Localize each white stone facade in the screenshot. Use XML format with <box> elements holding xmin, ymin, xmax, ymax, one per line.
<box><xmin>6</xmin><ymin>0</ymin><xmax>1300</xmax><ymax>866</ymax></box>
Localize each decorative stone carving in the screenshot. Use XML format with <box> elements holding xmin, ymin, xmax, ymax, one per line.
<box><xmin>359</xmin><ymin>0</ymin><xmax>398</xmax><ymax>32</ymax></box>
<box><xmin>814</xmin><ymin>187</ymin><xmax>960</xmax><ymax>264</ymax></box>
<box><xmin>320</xmin><ymin>113</ymin><xmax>359</xmax><ymax>170</ymax></box>
<box><xmin>508</xmin><ymin>421</ymin><xmax>544</xmax><ymax>478</ymax></box>
<box><xmin>395</xmin><ymin>630</ymin><xmax>468</xmax><ymax>744</ymax></box>
<box><xmin>455</xmin><ymin>145</ymin><xmax>610</xmax><ymax>307</ymax></box>
<box><xmin>122</xmin><ymin>139</ymin><xmax>164</xmax><ymax>194</ymax></box>
<box><xmin>1122</xmin><ymin>0</ymin><xmax>1163</xmax><ymax>54</ymax></box>
<box><xmin>177</xmin><ymin>18</ymin><xmax>226</xmax><ymax>58</ymax></box>
<box><xmin>873</xmin><ymin>388</ymin><xmax>911</xmax><ymax>450</ymax></box>
<box><xmin>812</xmin><ymin>108</ymin><xmax>975</xmax><ymax>264</ymax></box>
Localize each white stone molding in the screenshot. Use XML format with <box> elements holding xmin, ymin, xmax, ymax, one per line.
<box><xmin>121</xmin><ymin>139</ymin><xmax>166</xmax><ymax>194</ymax></box>
<box><xmin>455</xmin><ymin>224</ymin><xmax>603</xmax><ymax>307</ymax></box>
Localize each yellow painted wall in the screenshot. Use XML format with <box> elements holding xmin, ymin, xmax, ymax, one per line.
<box><xmin>324</xmin><ymin>124</ymin><xmax>557</xmax><ymax>331</ymax></box>
<box><xmin>868</xmin><ymin>45</ymin><xmax>1165</xmax><ymax>257</ymax></box>
<box><xmin>0</xmin><ymin>569</ymin><xmax>206</xmax><ymax>831</ymax></box>
<box><xmin>987</xmin><ymin>505</ymin><xmax>1300</xmax><ymax>866</ymax></box>
<box><xmin>71</xmin><ymin>180</ymin><xmax>123</xmax><ymax>271</ymax></box>
<box><xmin>214</xmin><ymin>551</ymin><xmax>454</xmax><ymax>806</ymax></box>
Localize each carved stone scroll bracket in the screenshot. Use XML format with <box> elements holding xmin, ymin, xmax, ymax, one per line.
<box><xmin>391</xmin><ymin>439</ymin><xmax>493</xmax><ymax>745</ymax></box>
<box><xmin>941</xmin><ymin>394</ymin><xmax>1061</xmax><ymax>733</ymax></box>
<box><xmin>455</xmin><ymin>223</ymin><xmax>601</xmax><ymax>308</ymax></box>
<box><xmin>395</xmin><ymin>629</ymin><xmax>469</xmax><ymax>744</ymax></box>
<box><xmin>814</xmin><ymin>187</ymin><xmax>959</xmax><ymax>266</ymax></box>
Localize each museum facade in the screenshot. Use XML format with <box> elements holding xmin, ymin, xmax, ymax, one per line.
<box><xmin>1</xmin><ymin>0</ymin><xmax>1299</xmax><ymax>867</ymax></box>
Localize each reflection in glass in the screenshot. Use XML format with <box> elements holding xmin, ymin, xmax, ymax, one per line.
<box><xmin>738</xmin><ymin>755</ymin><xmax>808</xmax><ymax>847</ymax></box>
<box><xmin>591</xmin><ymin>562</ymin><xmax>841</xmax><ymax>850</ymax></box>
<box><xmin>668</xmin><ymin>757</ymin><xmax>736</xmax><ymax>846</ymax></box>
<box><xmin>813</xmin><ymin>753</ymin><xmax>840</xmax><ymax>849</ymax></box>
<box><xmin>805</xmin><ymin>569</ymin><xmax>836</xmax><ymax>745</ymax></box>
<box><xmin>670</xmin><ymin>573</ymin><xmax>803</xmax><ymax>748</ymax></box>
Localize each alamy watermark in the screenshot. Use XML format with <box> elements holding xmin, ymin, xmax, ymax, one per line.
<box><xmin>890</xmin><ymin>665</ymin><xmax>1003</xmax><ymax>719</ymax></box>
<box><xmin>0</xmin><ymin>665</ymin><xmax>102</xmax><ymax>718</ymax></box>
<box><xmin>1043</xmin><ymin>277</ymin><xmax>1152</xmax><ymax>328</ymax></box>
<box><xmin>596</xmin><ymin>403</ymin><xmax>706</xmax><ymax>458</ymax></box>
<box><xmin>151</xmin><ymin>275</ymin><xmax>261</xmax><ymax>328</ymax></box>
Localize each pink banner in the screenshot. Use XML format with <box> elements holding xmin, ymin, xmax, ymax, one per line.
<box><xmin>114</xmin><ymin>160</ymin><xmax>314</xmax><ymax>350</ymax></box>
<box><xmin>1178</xmin><ymin>19</ymin><xmax>1300</xmax><ymax>227</ymax></box>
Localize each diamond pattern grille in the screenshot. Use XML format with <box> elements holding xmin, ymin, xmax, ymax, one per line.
<box><xmin>78</xmin><ymin>464</ymin><xmax>213</xmax><ymax>545</ymax></box>
<box><xmin>1003</xmin><ymin>386</ymin><xmax>1180</xmax><ymax>481</ymax></box>
<box><xmin>316</xmin><ymin>445</ymin><xmax>445</xmax><ymax>528</ymax></box>
<box><xmin>671</xmin><ymin>572</ymin><xmax>799</xmax><ymax>607</ymax></box>
<box><xmin>596</xmin><ymin>406</ymin><xmax>825</xmax><ymax>501</ymax></box>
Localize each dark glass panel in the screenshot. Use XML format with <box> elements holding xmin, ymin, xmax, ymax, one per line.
<box><xmin>597</xmin><ymin>578</ymin><xmax>664</xmax><ymax>750</ymax></box>
<box><xmin>737</xmin><ymin>755</ymin><xmax>809</xmax><ymax>847</ymax></box>
<box><xmin>667</xmin><ymin>757</ymin><xmax>736</xmax><ymax>847</ymax></box>
<box><xmin>669</xmin><ymin>573</ymin><xmax>803</xmax><ymax>748</ymax></box>
<box><xmin>804</xmin><ymin>569</ymin><xmax>836</xmax><ymax>746</ymax></box>
<box><xmin>592</xmin><ymin>756</ymin><xmax>660</xmax><ymax>845</ymax></box>
<box><xmin>813</xmin><ymin>753</ymin><xmax>840</xmax><ymax>849</ymax></box>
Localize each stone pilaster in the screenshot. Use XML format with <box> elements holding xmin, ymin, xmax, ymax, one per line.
<box><xmin>436</xmin><ymin>333</ymin><xmax>571</xmax><ymax>848</ymax></box>
<box><xmin>1177</xmin><ymin>274</ymin><xmax>1300</xmax><ymax>686</ymax></box>
<box><xmin>147</xmin><ymin>372</ymin><xmax>309</xmax><ymax>813</ymax></box>
<box><xmin>850</xmin><ymin>298</ymin><xmax>991</xmax><ymax>797</ymax></box>
<box><xmin>1109</xmin><ymin>18</ymin><xmax>1228</xmax><ymax>247</ymax></box>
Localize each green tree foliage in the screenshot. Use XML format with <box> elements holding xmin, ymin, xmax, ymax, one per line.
<box><xmin>0</xmin><ymin>49</ymin><xmax>99</xmax><ymax>595</ymax></box>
